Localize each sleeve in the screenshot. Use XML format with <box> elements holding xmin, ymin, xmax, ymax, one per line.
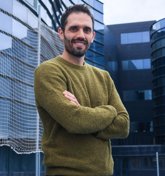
<box><xmin>34</xmin><ymin>63</ymin><xmax>117</xmax><ymax>134</ymax></box>
<box><xmin>95</xmin><ymin>74</ymin><xmax>130</xmax><ymax>140</ymax></box>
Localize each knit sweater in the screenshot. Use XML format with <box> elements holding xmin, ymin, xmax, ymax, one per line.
<box><xmin>34</xmin><ymin>56</ymin><xmax>129</xmax><ymax>176</ymax></box>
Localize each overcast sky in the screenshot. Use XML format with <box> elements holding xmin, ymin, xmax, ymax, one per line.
<box><xmin>101</xmin><ymin>0</ymin><xmax>165</xmax><ymax>25</ymax></box>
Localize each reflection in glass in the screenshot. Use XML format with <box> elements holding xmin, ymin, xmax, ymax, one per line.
<box><xmin>0</xmin><ymin>99</ymin><xmax>10</xmax><ymax>138</ymax></box>
<box><xmin>123</xmin><ymin>89</ymin><xmax>152</xmax><ymax>101</ymax></box>
<box><xmin>13</xmin><ymin>0</ymin><xmax>28</xmax><ymax>23</ymax></box>
<box><xmin>0</xmin><ymin>12</ymin><xmax>12</xmax><ymax>34</ymax></box>
<box><xmin>122</xmin><ymin>59</ymin><xmax>151</xmax><ymax>70</ymax></box>
<box><xmin>12</xmin><ymin>19</ymin><xmax>27</xmax><ymax>39</ymax></box>
<box><xmin>28</xmin><ymin>11</ymin><xmax>38</xmax><ymax>28</ymax></box>
<box><xmin>0</xmin><ymin>0</ymin><xmax>12</xmax><ymax>13</ymax></box>
<box><xmin>93</xmin><ymin>10</ymin><xmax>103</xmax><ymax>22</ymax></box>
<box><xmin>95</xmin><ymin>20</ymin><xmax>104</xmax><ymax>30</ymax></box>
<box><xmin>0</xmin><ymin>33</ymin><xmax>12</xmax><ymax>50</ymax></box>
<box><xmin>152</xmin><ymin>19</ymin><xmax>165</xmax><ymax>32</ymax></box>
<box><xmin>24</xmin><ymin>0</ymin><xmax>35</xmax><ymax>7</ymax></box>
<box><xmin>95</xmin><ymin>31</ymin><xmax>104</xmax><ymax>43</ymax></box>
<box><xmin>41</xmin><ymin>5</ymin><xmax>52</xmax><ymax>27</ymax></box>
<box><xmin>83</xmin><ymin>0</ymin><xmax>103</xmax><ymax>12</ymax></box>
<box><xmin>90</xmin><ymin>42</ymin><xmax>104</xmax><ymax>54</ymax></box>
<box><xmin>108</xmin><ymin>61</ymin><xmax>118</xmax><ymax>72</ymax></box>
<box><xmin>121</xmin><ymin>31</ymin><xmax>150</xmax><ymax>44</ymax></box>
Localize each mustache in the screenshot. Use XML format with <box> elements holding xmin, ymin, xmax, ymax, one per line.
<box><xmin>71</xmin><ymin>38</ymin><xmax>88</xmax><ymax>45</ymax></box>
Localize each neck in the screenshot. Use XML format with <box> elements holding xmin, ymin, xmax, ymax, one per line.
<box><xmin>61</xmin><ymin>50</ymin><xmax>85</xmax><ymax>66</ymax></box>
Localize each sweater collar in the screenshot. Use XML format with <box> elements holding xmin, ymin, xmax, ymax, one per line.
<box><xmin>56</xmin><ymin>56</ymin><xmax>87</xmax><ymax>70</ymax></box>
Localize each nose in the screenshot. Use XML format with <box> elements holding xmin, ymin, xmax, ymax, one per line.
<box><xmin>77</xmin><ymin>28</ymin><xmax>85</xmax><ymax>38</ymax></box>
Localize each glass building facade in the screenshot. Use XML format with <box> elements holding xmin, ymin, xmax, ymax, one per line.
<box><xmin>0</xmin><ymin>0</ymin><xmax>39</xmax><ymax>152</ymax></box>
<box><xmin>105</xmin><ymin>21</ymin><xmax>155</xmax><ymax>144</ymax></box>
<box><xmin>150</xmin><ymin>18</ymin><xmax>165</xmax><ymax>144</ymax></box>
<box><xmin>105</xmin><ymin>21</ymin><xmax>165</xmax><ymax>176</ymax></box>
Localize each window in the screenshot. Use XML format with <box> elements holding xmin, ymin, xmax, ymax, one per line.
<box><xmin>24</xmin><ymin>0</ymin><xmax>37</xmax><ymax>9</ymax></box>
<box><xmin>13</xmin><ymin>0</ymin><xmax>28</xmax><ymax>23</ymax></box>
<box><xmin>0</xmin><ymin>12</ymin><xmax>12</xmax><ymax>34</ymax></box>
<box><xmin>153</xmin><ymin>77</ymin><xmax>165</xmax><ymax>87</ymax></box>
<box><xmin>27</xmin><ymin>10</ymin><xmax>38</xmax><ymax>28</ymax></box>
<box><xmin>0</xmin><ymin>33</ymin><xmax>12</xmax><ymax>50</ymax></box>
<box><xmin>152</xmin><ymin>47</ymin><xmax>165</xmax><ymax>58</ymax></box>
<box><xmin>152</xmin><ymin>19</ymin><xmax>165</xmax><ymax>31</ymax></box>
<box><xmin>0</xmin><ymin>0</ymin><xmax>12</xmax><ymax>13</ymax></box>
<box><xmin>40</xmin><ymin>5</ymin><xmax>52</xmax><ymax>27</ymax></box>
<box><xmin>108</xmin><ymin>61</ymin><xmax>118</xmax><ymax>72</ymax></box>
<box><xmin>0</xmin><ymin>99</ymin><xmax>10</xmax><ymax>138</ymax></box>
<box><xmin>122</xmin><ymin>59</ymin><xmax>151</xmax><ymax>70</ymax></box>
<box><xmin>94</xmin><ymin>20</ymin><xmax>104</xmax><ymax>30</ymax></box>
<box><xmin>131</xmin><ymin>121</ymin><xmax>153</xmax><ymax>133</ymax></box>
<box><xmin>152</xmin><ymin>38</ymin><xmax>165</xmax><ymax>50</ymax></box>
<box><xmin>90</xmin><ymin>42</ymin><xmax>104</xmax><ymax>54</ymax></box>
<box><xmin>93</xmin><ymin>10</ymin><xmax>103</xmax><ymax>22</ymax></box>
<box><xmin>12</xmin><ymin>19</ymin><xmax>27</xmax><ymax>39</ymax></box>
<box><xmin>153</xmin><ymin>87</ymin><xmax>165</xmax><ymax>97</ymax></box>
<box><xmin>13</xmin><ymin>1</ymin><xmax>38</xmax><ymax>28</ymax></box>
<box><xmin>95</xmin><ymin>31</ymin><xmax>104</xmax><ymax>43</ymax></box>
<box><xmin>121</xmin><ymin>31</ymin><xmax>150</xmax><ymax>44</ymax></box>
<box><xmin>123</xmin><ymin>89</ymin><xmax>152</xmax><ymax>101</ymax></box>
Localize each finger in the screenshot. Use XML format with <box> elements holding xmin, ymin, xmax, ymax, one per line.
<box><xmin>63</xmin><ymin>91</ymin><xmax>75</xmax><ymax>98</ymax></box>
<box><xmin>64</xmin><ymin>93</ymin><xmax>75</xmax><ymax>101</ymax></box>
<box><xmin>63</xmin><ymin>91</ymin><xmax>77</xmax><ymax>101</ymax></box>
<box><xmin>64</xmin><ymin>94</ymin><xmax>80</xmax><ymax>105</ymax></box>
<box><xmin>63</xmin><ymin>90</ymin><xmax>80</xmax><ymax>106</ymax></box>
<box><xmin>70</xmin><ymin>100</ymin><xmax>80</xmax><ymax>106</ymax></box>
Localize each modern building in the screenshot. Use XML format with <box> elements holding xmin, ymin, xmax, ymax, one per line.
<box><xmin>106</xmin><ymin>21</ymin><xmax>155</xmax><ymax>145</ymax></box>
<box><xmin>1</xmin><ymin>0</ymin><xmax>164</xmax><ymax>175</ymax></box>
<box><xmin>105</xmin><ymin>21</ymin><xmax>165</xmax><ymax>176</ymax></box>
<box><xmin>150</xmin><ymin>18</ymin><xmax>165</xmax><ymax>145</ymax></box>
<box><xmin>0</xmin><ymin>0</ymin><xmax>104</xmax><ymax>175</ymax></box>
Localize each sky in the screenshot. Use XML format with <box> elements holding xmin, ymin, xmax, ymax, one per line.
<box><xmin>101</xmin><ymin>0</ymin><xmax>165</xmax><ymax>25</ymax></box>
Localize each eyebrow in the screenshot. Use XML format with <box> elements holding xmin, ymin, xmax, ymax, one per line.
<box><xmin>68</xmin><ymin>25</ymin><xmax>92</xmax><ymax>29</ymax></box>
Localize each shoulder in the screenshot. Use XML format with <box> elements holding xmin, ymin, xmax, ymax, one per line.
<box><xmin>34</xmin><ymin>57</ymin><xmax>67</xmax><ymax>85</ymax></box>
<box><xmin>86</xmin><ymin>63</ymin><xmax>111</xmax><ymax>78</ymax></box>
<box><xmin>35</xmin><ymin>56</ymin><xmax>62</xmax><ymax>75</ymax></box>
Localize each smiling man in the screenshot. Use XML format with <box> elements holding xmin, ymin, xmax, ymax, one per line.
<box><xmin>34</xmin><ymin>4</ymin><xmax>129</xmax><ymax>176</ymax></box>
<box><xmin>58</xmin><ymin>6</ymin><xmax>95</xmax><ymax>65</ymax></box>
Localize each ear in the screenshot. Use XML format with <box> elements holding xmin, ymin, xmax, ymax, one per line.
<box><xmin>91</xmin><ymin>31</ymin><xmax>96</xmax><ymax>43</ymax></box>
<box><xmin>58</xmin><ymin>27</ymin><xmax>64</xmax><ymax>41</ymax></box>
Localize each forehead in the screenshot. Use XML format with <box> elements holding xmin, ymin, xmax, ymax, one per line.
<box><xmin>66</xmin><ymin>12</ymin><xmax>93</xmax><ymax>28</ymax></box>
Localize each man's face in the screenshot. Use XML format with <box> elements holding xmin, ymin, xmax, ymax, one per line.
<box><xmin>58</xmin><ymin>12</ymin><xmax>95</xmax><ymax>57</ymax></box>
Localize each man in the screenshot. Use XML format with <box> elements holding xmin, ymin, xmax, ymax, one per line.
<box><xmin>34</xmin><ymin>4</ymin><xmax>129</xmax><ymax>176</ymax></box>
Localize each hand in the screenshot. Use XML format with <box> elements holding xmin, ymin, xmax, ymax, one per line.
<box><xmin>63</xmin><ymin>90</ymin><xmax>80</xmax><ymax>106</ymax></box>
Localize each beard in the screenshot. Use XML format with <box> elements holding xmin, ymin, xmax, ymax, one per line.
<box><xmin>63</xmin><ymin>35</ymin><xmax>90</xmax><ymax>57</ymax></box>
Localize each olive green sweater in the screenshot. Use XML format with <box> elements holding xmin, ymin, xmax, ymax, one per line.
<box><xmin>34</xmin><ymin>56</ymin><xmax>129</xmax><ymax>176</ymax></box>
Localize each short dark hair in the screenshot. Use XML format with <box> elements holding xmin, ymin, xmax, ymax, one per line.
<box><xmin>60</xmin><ymin>4</ymin><xmax>94</xmax><ymax>31</ymax></box>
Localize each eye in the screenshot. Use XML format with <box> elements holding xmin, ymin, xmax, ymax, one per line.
<box><xmin>69</xmin><ymin>26</ymin><xmax>79</xmax><ymax>32</ymax></box>
<box><xmin>83</xmin><ymin>27</ymin><xmax>92</xmax><ymax>34</ymax></box>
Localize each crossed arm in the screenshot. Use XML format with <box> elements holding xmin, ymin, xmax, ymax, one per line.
<box><xmin>63</xmin><ymin>88</ymin><xmax>129</xmax><ymax>140</ymax></box>
<box><xmin>63</xmin><ymin>90</ymin><xmax>80</xmax><ymax>106</ymax></box>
